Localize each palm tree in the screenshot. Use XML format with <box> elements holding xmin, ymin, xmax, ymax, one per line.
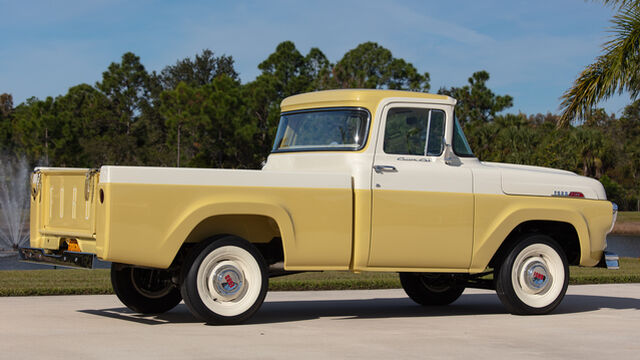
<box><xmin>559</xmin><ymin>0</ymin><xmax>640</xmax><ymax>127</ymax></box>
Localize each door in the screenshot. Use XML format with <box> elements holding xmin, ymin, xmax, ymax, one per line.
<box><xmin>368</xmin><ymin>105</ymin><xmax>473</xmax><ymax>269</ymax></box>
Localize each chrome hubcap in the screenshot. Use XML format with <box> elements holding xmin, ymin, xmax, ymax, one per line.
<box><xmin>208</xmin><ymin>261</ymin><xmax>246</xmax><ymax>302</ymax></box>
<box><xmin>519</xmin><ymin>257</ymin><xmax>552</xmax><ymax>295</ymax></box>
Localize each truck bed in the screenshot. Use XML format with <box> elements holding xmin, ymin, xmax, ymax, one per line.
<box><xmin>28</xmin><ymin>166</ymin><xmax>354</xmax><ymax>270</ymax></box>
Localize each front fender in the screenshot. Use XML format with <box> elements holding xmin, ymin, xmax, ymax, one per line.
<box><xmin>470</xmin><ymin>195</ymin><xmax>610</xmax><ymax>272</ymax></box>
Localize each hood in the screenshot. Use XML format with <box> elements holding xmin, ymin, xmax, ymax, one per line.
<box><xmin>481</xmin><ymin>162</ymin><xmax>607</xmax><ymax>200</ymax></box>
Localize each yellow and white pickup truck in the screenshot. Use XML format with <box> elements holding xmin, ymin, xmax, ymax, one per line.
<box><xmin>21</xmin><ymin>89</ymin><xmax>619</xmax><ymax>324</ymax></box>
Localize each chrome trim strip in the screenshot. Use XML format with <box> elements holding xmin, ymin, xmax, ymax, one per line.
<box><xmin>423</xmin><ymin>109</ymin><xmax>432</xmax><ymax>156</ymax></box>
<box><xmin>34</xmin><ymin>167</ymin><xmax>91</xmax><ymax>173</ymax></box>
<box><xmin>39</xmin><ymin>229</ymin><xmax>96</xmax><ymax>239</ymax></box>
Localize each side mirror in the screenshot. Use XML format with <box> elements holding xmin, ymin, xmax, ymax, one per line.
<box><xmin>443</xmin><ymin>143</ymin><xmax>462</xmax><ymax>166</ymax></box>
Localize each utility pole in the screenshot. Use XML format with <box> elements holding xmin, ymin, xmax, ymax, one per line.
<box><xmin>177</xmin><ymin>123</ymin><xmax>181</xmax><ymax>167</ymax></box>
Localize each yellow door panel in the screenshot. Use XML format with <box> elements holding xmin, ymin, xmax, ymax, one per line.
<box><xmin>368</xmin><ymin>190</ymin><xmax>473</xmax><ymax>268</ymax></box>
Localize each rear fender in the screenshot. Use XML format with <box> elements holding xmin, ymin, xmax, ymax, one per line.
<box><xmin>162</xmin><ymin>201</ymin><xmax>295</xmax><ymax>268</ymax></box>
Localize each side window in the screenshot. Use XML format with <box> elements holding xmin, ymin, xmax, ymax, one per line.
<box><xmin>426</xmin><ymin>110</ymin><xmax>445</xmax><ymax>156</ymax></box>
<box><xmin>383</xmin><ymin>108</ymin><xmax>445</xmax><ymax>156</ymax></box>
<box><xmin>383</xmin><ymin>108</ymin><xmax>428</xmax><ymax>155</ymax></box>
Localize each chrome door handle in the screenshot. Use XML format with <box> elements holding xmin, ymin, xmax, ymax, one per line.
<box><xmin>373</xmin><ymin>165</ymin><xmax>398</xmax><ymax>173</ymax></box>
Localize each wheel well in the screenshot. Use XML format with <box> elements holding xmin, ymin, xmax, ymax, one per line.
<box><xmin>252</xmin><ymin>238</ymin><xmax>284</xmax><ymax>266</ymax></box>
<box><xmin>184</xmin><ymin>214</ymin><xmax>281</xmax><ymax>245</ymax></box>
<box><xmin>489</xmin><ymin>220</ymin><xmax>581</xmax><ymax>268</ymax></box>
<box><xmin>170</xmin><ymin>215</ymin><xmax>285</xmax><ymax>268</ymax></box>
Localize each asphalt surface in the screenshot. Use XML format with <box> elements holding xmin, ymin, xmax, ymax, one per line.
<box><xmin>1</xmin><ymin>285</ymin><xmax>639</xmax><ymax>359</ymax></box>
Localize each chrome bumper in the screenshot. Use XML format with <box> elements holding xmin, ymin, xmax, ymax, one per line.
<box><xmin>598</xmin><ymin>251</ymin><xmax>620</xmax><ymax>270</ymax></box>
<box><xmin>609</xmin><ymin>202</ymin><xmax>618</xmax><ymax>233</ymax></box>
<box><xmin>18</xmin><ymin>247</ymin><xmax>95</xmax><ymax>269</ymax></box>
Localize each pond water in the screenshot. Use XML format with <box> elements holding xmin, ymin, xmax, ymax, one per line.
<box><xmin>1</xmin><ymin>235</ymin><xmax>638</xmax><ymax>271</ymax></box>
<box><xmin>606</xmin><ymin>235</ymin><xmax>640</xmax><ymax>258</ymax></box>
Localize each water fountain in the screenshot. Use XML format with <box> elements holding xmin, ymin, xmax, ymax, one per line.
<box><xmin>0</xmin><ymin>156</ymin><xmax>31</xmax><ymax>251</ymax></box>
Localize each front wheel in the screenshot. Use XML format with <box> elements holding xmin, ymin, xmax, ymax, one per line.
<box><xmin>111</xmin><ymin>264</ymin><xmax>182</xmax><ymax>314</ymax></box>
<box><xmin>399</xmin><ymin>273</ymin><xmax>465</xmax><ymax>306</ymax></box>
<box><xmin>495</xmin><ymin>234</ymin><xmax>569</xmax><ymax>315</ymax></box>
<box><xmin>180</xmin><ymin>236</ymin><xmax>268</xmax><ymax>325</ymax></box>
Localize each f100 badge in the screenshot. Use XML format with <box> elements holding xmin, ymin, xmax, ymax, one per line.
<box><xmin>552</xmin><ymin>190</ymin><xmax>584</xmax><ymax>198</ymax></box>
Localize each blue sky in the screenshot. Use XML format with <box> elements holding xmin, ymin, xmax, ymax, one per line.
<box><xmin>0</xmin><ymin>0</ymin><xmax>631</xmax><ymax>116</ymax></box>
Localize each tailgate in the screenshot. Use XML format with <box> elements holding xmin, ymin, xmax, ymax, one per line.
<box><xmin>29</xmin><ymin>167</ymin><xmax>99</xmax><ymax>253</ymax></box>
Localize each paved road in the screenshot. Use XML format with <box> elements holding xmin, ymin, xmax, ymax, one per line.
<box><xmin>1</xmin><ymin>285</ymin><xmax>639</xmax><ymax>359</ymax></box>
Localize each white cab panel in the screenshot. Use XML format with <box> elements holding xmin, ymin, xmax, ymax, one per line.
<box><xmin>100</xmin><ymin>166</ymin><xmax>352</xmax><ymax>189</ymax></box>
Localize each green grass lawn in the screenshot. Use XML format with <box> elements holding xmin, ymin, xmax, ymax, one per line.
<box><xmin>611</xmin><ymin>211</ymin><xmax>640</xmax><ymax>235</ymax></box>
<box><xmin>1</xmin><ymin>258</ymin><xmax>638</xmax><ymax>296</ymax></box>
<box><xmin>618</xmin><ymin>211</ymin><xmax>640</xmax><ymax>223</ymax></box>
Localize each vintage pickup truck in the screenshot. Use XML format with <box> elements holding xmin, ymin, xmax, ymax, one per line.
<box><xmin>21</xmin><ymin>89</ymin><xmax>619</xmax><ymax>324</ymax></box>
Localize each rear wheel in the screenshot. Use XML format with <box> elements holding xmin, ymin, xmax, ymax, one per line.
<box><xmin>399</xmin><ymin>273</ymin><xmax>465</xmax><ymax>306</ymax></box>
<box><xmin>495</xmin><ymin>234</ymin><xmax>569</xmax><ymax>315</ymax></box>
<box><xmin>180</xmin><ymin>236</ymin><xmax>268</xmax><ymax>325</ymax></box>
<box><xmin>111</xmin><ymin>264</ymin><xmax>182</xmax><ymax>314</ymax></box>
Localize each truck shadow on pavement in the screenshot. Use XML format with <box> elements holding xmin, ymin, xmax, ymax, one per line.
<box><xmin>78</xmin><ymin>292</ymin><xmax>640</xmax><ymax>325</ymax></box>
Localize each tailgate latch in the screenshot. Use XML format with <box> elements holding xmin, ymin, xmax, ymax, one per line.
<box><xmin>84</xmin><ymin>169</ymin><xmax>98</xmax><ymax>202</ymax></box>
<box><xmin>31</xmin><ymin>170</ymin><xmax>42</xmax><ymax>201</ymax></box>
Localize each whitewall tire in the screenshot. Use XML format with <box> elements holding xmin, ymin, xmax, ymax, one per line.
<box><xmin>495</xmin><ymin>234</ymin><xmax>569</xmax><ymax>315</ymax></box>
<box><xmin>180</xmin><ymin>236</ymin><xmax>268</xmax><ymax>325</ymax></box>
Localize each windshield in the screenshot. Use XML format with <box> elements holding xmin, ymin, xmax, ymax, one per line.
<box><xmin>452</xmin><ymin>114</ymin><xmax>474</xmax><ymax>157</ymax></box>
<box><xmin>272</xmin><ymin>108</ymin><xmax>370</xmax><ymax>152</ymax></box>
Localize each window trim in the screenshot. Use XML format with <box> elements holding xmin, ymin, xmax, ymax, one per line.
<box><xmin>426</xmin><ymin>109</ymin><xmax>446</xmax><ymax>156</ymax></box>
<box><xmin>382</xmin><ymin>107</ymin><xmax>446</xmax><ymax>157</ymax></box>
<box><xmin>272</xmin><ymin>107</ymin><xmax>372</xmax><ymax>153</ymax></box>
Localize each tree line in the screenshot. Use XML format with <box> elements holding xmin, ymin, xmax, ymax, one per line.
<box><xmin>0</xmin><ymin>41</ymin><xmax>638</xmax><ymax>210</ymax></box>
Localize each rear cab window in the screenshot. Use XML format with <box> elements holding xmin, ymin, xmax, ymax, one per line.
<box><xmin>272</xmin><ymin>108</ymin><xmax>370</xmax><ymax>153</ymax></box>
